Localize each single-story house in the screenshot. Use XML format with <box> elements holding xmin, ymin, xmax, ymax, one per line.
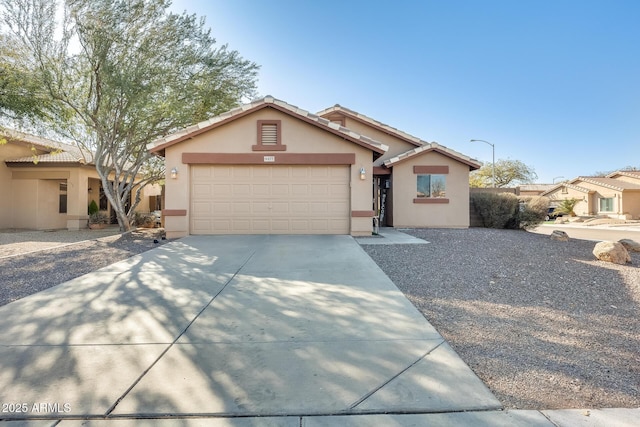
<box><xmin>516</xmin><ymin>184</ymin><xmax>556</xmax><ymax>196</ymax></box>
<box><xmin>541</xmin><ymin>171</ymin><xmax>640</xmax><ymax>219</ymax></box>
<box><xmin>0</xmin><ymin>130</ymin><xmax>161</xmax><ymax>230</ymax></box>
<box><xmin>148</xmin><ymin>96</ymin><xmax>481</xmax><ymax>238</ymax></box>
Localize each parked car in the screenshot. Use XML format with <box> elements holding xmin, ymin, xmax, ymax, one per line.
<box><xmin>545</xmin><ymin>207</ymin><xmax>564</xmax><ymax>221</ymax></box>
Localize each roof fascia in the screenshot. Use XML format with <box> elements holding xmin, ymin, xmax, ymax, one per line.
<box><xmin>384</xmin><ymin>146</ymin><xmax>481</xmax><ymax>170</ymax></box>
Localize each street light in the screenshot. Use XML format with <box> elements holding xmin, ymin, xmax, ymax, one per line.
<box><xmin>552</xmin><ymin>176</ymin><xmax>565</xmax><ymax>184</ymax></box>
<box><xmin>470</xmin><ymin>139</ymin><xmax>495</xmax><ymax>187</ymax></box>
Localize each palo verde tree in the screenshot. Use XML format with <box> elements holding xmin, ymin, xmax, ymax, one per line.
<box><xmin>0</xmin><ymin>0</ymin><xmax>259</xmax><ymax>230</ymax></box>
<box><xmin>470</xmin><ymin>159</ymin><xmax>538</xmax><ymax>188</ymax></box>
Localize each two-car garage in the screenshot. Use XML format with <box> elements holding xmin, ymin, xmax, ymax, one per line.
<box><xmin>190</xmin><ymin>165</ymin><xmax>351</xmax><ymax>234</ymax></box>
<box><xmin>150</xmin><ymin>96</ymin><xmax>387</xmax><ymax>238</ymax></box>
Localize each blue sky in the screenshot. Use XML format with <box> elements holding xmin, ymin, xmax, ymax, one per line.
<box><xmin>171</xmin><ymin>0</ymin><xmax>639</xmax><ymax>184</ymax></box>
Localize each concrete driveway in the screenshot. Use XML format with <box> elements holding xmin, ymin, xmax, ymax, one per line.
<box><xmin>0</xmin><ymin>235</ymin><xmax>502</xmax><ymax>424</ymax></box>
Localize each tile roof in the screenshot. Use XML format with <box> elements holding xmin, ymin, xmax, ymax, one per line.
<box><xmin>518</xmin><ymin>184</ymin><xmax>556</xmax><ymax>192</ymax></box>
<box><xmin>6</xmin><ymin>151</ymin><xmax>91</xmax><ymax>164</ymax></box>
<box><xmin>317</xmin><ymin>104</ymin><xmax>424</xmax><ymax>147</ymax></box>
<box><xmin>382</xmin><ymin>142</ymin><xmax>482</xmax><ymax>170</ymax></box>
<box><xmin>541</xmin><ymin>182</ymin><xmax>591</xmax><ymax>196</ymax></box>
<box><xmin>575</xmin><ymin>176</ymin><xmax>640</xmax><ymax>191</ymax></box>
<box><xmin>606</xmin><ymin>170</ymin><xmax>640</xmax><ymax>179</ymax></box>
<box><xmin>148</xmin><ymin>96</ymin><xmax>389</xmax><ymax>155</ymax></box>
<box><xmin>3</xmin><ymin>129</ymin><xmax>94</xmax><ymax>165</ymax></box>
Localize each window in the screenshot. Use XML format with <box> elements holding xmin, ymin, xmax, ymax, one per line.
<box><xmin>59</xmin><ymin>182</ymin><xmax>67</xmax><ymax>214</ymax></box>
<box><xmin>416</xmin><ymin>174</ymin><xmax>446</xmax><ymax>198</ymax></box>
<box><xmin>252</xmin><ymin>120</ymin><xmax>286</xmax><ymax>151</ymax></box>
<box><xmin>599</xmin><ymin>197</ymin><xmax>614</xmax><ymax>212</ymax></box>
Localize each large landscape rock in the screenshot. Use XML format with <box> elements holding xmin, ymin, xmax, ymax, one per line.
<box><xmin>593</xmin><ymin>241</ymin><xmax>631</xmax><ymax>264</ymax></box>
<box><xmin>618</xmin><ymin>238</ymin><xmax>640</xmax><ymax>253</ymax></box>
<box><xmin>550</xmin><ymin>230</ymin><xmax>569</xmax><ymax>241</ymax></box>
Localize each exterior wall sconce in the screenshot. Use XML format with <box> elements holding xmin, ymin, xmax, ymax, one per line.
<box><xmin>88</xmin><ymin>187</ymin><xmax>93</xmax><ymax>193</ymax></box>
<box><xmin>170</xmin><ymin>167</ymin><xmax>178</xmax><ymax>179</ymax></box>
<box><xmin>359</xmin><ymin>167</ymin><xmax>366</xmax><ymax>180</ymax></box>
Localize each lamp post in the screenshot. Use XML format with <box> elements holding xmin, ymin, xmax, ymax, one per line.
<box><xmin>470</xmin><ymin>139</ymin><xmax>495</xmax><ymax>187</ymax></box>
<box><xmin>552</xmin><ymin>176</ymin><xmax>564</xmax><ymax>184</ymax></box>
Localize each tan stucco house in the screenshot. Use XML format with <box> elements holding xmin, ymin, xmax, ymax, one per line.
<box><xmin>1</xmin><ymin>130</ymin><xmax>160</xmax><ymax>230</ymax></box>
<box><xmin>148</xmin><ymin>96</ymin><xmax>481</xmax><ymax>238</ymax></box>
<box><xmin>541</xmin><ymin>171</ymin><xmax>640</xmax><ymax>219</ymax></box>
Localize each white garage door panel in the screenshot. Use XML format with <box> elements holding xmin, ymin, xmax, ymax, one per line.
<box><xmin>191</xmin><ymin>165</ymin><xmax>350</xmax><ymax>234</ymax></box>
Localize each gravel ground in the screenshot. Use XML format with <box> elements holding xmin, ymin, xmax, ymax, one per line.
<box><xmin>2</xmin><ymin>227</ymin><xmax>638</xmax><ymax>410</ymax></box>
<box><xmin>0</xmin><ymin>228</ymin><xmax>170</xmax><ymax>306</ymax></box>
<box><xmin>362</xmin><ymin>228</ymin><xmax>640</xmax><ymax>410</ymax></box>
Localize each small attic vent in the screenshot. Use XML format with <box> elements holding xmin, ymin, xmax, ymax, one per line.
<box><xmin>253</xmin><ymin>120</ymin><xmax>286</xmax><ymax>151</ymax></box>
<box><xmin>261</xmin><ymin>123</ymin><xmax>278</xmax><ymax>145</ymax></box>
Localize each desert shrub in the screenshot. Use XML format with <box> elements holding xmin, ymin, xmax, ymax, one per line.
<box><xmin>88</xmin><ymin>210</ymin><xmax>109</xmax><ymax>225</ymax></box>
<box><xmin>471</xmin><ymin>192</ymin><xmax>520</xmax><ymax>229</ymax></box>
<box><xmin>556</xmin><ymin>198</ymin><xmax>579</xmax><ymax>216</ymax></box>
<box><xmin>134</xmin><ymin>212</ymin><xmax>155</xmax><ymax>227</ymax></box>
<box><xmin>517</xmin><ymin>196</ymin><xmax>549</xmax><ymax>229</ymax></box>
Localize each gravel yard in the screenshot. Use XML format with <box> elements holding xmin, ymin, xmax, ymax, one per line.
<box><xmin>362</xmin><ymin>228</ymin><xmax>640</xmax><ymax>410</ymax></box>
<box><xmin>0</xmin><ymin>228</ymin><xmax>169</xmax><ymax>306</ymax></box>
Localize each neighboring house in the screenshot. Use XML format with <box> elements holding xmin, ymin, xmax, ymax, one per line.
<box><xmin>516</xmin><ymin>184</ymin><xmax>556</xmax><ymax>196</ymax></box>
<box><xmin>541</xmin><ymin>172</ymin><xmax>640</xmax><ymax>219</ymax></box>
<box><xmin>0</xmin><ymin>130</ymin><xmax>160</xmax><ymax>230</ymax></box>
<box><xmin>148</xmin><ymin>96</ymin><xmax>481</xmax><ymax>238</ymax></box>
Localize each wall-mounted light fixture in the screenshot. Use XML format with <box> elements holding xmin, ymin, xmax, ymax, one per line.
<box><xmin>359</xmin><ymin>167</ymin><xmax>366</xmax><ymax>180</ymax></box>
<box><xmin>88</xmin><ymin>187</ymin><xmax>93</xmax><ymax>193</ymax></box>
<box><xmin>170</xmin><ymin>167</ymin><xmax>178</xmax><ymax>179</ymax></box>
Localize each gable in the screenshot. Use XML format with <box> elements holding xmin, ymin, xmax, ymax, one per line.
<box><xmin>318</xmin><ymin>106</ymin><xmax>423</xmax><ymax>166</ymax></box>
<box><xmin>149</xmin><ymin>97</ymin><xmax>388</xmax><ymax>157</ymax></box>
<box><xmin>162</xmin><ymin>107</ymin><xmax>377</xmax><ymax>159</ymax></box>
<box><xmin>383</xmin><ymin>143</ymin><xmax>481</xmax><ymax>171</ymax></box>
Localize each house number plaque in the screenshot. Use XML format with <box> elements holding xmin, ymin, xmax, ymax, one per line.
<box><xmin>263</xmin><ymin>156</ymin><xmax>275</xmax><ymax>162</ymax></box>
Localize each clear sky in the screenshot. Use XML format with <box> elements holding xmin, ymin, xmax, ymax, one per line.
<box><xmin>171</xmin><ymin>0</ymin><xmax>639</xmax><ymax>184</ymax></box>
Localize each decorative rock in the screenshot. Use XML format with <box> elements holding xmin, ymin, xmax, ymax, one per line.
<box><xmin>550</xmin><ymin>230</ymin><xmax>569</xmax><ymax>241</ymax></box>
<box><xmin>618</xmin><ymin>238</ymin><xmax>640</xmax><ymax>253</ymax></box>
<box><xmin>593</xmin><ymin>241</ymin><xmax>631</xmax><ymax>264</ymax></box>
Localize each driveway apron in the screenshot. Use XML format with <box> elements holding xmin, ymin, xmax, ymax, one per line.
<box><xmin>0</xmin><ymin>235</ymin><xmax>500</xmax><ymax>421</ymax></box>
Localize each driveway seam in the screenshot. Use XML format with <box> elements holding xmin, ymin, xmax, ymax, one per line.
<box><xmin>103</xmin><ymin>245</ymin><xmax>260</xmax><ymax>417</ymax></box>
<box><xmin>347</xmin><ymin>340</ymin><xmax>445</xmax><ymax>410</ymax></box>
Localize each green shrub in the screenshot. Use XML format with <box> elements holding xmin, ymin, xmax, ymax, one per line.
<box><xmin>517</xmin><ymin>196</ymin><xmax>549</xmax><ymax>229</ymax></box>
<box><xmin>88</xmin><ymin>200</ymin><xmax>99</xmax><ymax>215</ymax></box>
<box><xmin>556</xmin><ymin>198</ymin><xmax>579</xmax><ymax>216</ymax></box>
<box><xmin>471</xmin><ymin>192</ymin><xmax>520</xmax><ymax>229</ymax></box>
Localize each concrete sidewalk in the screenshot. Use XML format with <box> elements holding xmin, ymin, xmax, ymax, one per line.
<box><xmin>0</xmin><ymin>235</ymin><xmax>636</xmax><ymax>426</ymax></box>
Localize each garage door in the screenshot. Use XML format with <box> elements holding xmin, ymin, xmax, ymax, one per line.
<box><xmin>190</xmin><ymin>165</ymin><xmax>350</xmax><ymax>234</ymax></box>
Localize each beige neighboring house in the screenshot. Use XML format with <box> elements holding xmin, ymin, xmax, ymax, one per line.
<box><xmin>0</xmin><ymin>130</ymin><xmax>161</xmax><ymax>230</ymax></box>
<box><xmin>148</xmin><ymin>96</ymin><xmax>481</xmax><ymax>238</ymax></box>
<box><xmin>541</xmin><ymin>171</ymin><xmax>640</xmax><ymax>219</ymax></box>
<box><xmin>516</xmin><ymin>184</ymin><xmax>556</xmax><ymax>196</ymax></box>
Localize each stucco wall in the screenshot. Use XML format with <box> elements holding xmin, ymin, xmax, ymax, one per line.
<box><xmin>0</xmin><ymin>143</ymin><xmax>35</xmax><ymax>228</ymax></box>
<box><xmin>337</xmin><ymin>118</ymin><xmax>418</xmax><ymax>166</ymax></box>
<box><xmin>390</xmin><ymin>151</ymin><xmax>472</xmax><ymax>228</ymax></box>
<box><xmin>163</xmin><ymin>107</ymin><xmax>376</xmax><ymax>237</ymax></box>
<box><xmin>621</xmin><ymin>192</ymin><xmax>640</xmax><ymax>219</ymax></box>
<box><xmin>545</xmin><ymin>188</ymin><xmax>590</xmax><ymax>215</ymax></box>
<box><xmin>37</xmin><ymin>180</ymin><xmax>67</xmax><ymax>229</ymax></box>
